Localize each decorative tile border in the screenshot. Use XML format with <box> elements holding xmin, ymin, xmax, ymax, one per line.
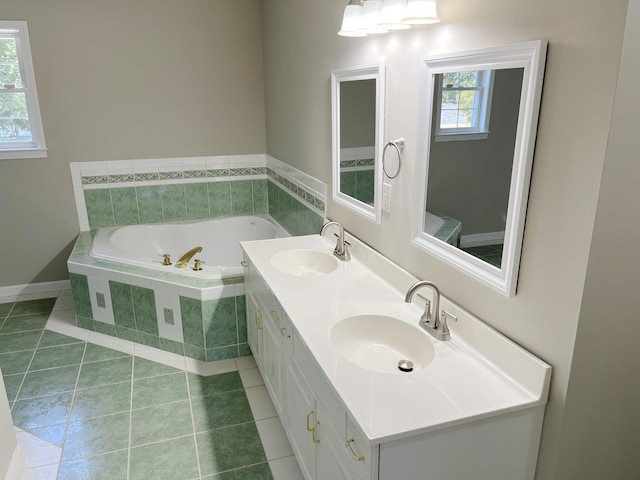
<box><xmin>266</xmin><ymin>155</ymin><xmax>326</xmax><ymax>216</ymax></box>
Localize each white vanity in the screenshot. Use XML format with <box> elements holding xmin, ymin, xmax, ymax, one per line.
<box><xmin>241</xmin><ymin>231</ymin><xmax>550</xmax><ymax>480</ymax></box>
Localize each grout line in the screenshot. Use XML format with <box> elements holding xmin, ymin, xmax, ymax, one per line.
<box><xmin>183</xmin><ymin>366</ymin><xmax>203</xmax><ymax>479</ymax></box>
<box><xmin>126</xmin><ymin>349</ymin><xmax>135</xmax><ymax>480</ymax></box>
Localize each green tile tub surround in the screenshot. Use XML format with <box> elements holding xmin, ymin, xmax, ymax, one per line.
<box><xmin>131</xmin><ymin>285</ymin><xmax>158</xmax><ymax>335</ymax></box>
<box><xmin>69</xmin><ymin>273</ymin><xmax>92</xmax><ymax>319</ymax></box>
<box><xmin>83</xmin><ymin>178</ymin><xmax>275</xmax><ymax>229</ymax></box>
<box><xmin>268</xmin><ymin>180</ymin><xmax>324</xmax><ymax>237</ymax></box>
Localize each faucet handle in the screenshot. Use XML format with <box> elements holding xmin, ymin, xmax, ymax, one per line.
<box><xmin>162</xmin><ymin>254</ymin><xmax>172</xmax><ymax>266</ymax></box>
<box><xmin>439</xmin><ymin>310</ymin><xmax>458</xmax><ymax>338</ymax></box>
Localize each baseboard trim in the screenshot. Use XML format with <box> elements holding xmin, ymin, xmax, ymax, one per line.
<box><xmin>0</xmin><ymin>280</ymin><xmax>71</xmax><ymax>299</ymax></box>
<box><xmin>3</xmin><ymin>443</ymin><xmax>24</xmax><ymax>480</ymax></box>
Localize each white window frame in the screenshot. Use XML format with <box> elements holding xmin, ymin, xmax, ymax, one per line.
<box><xmin>434</xmin><ymin>70</ymin><xmax>494</xmax><ymax>142</ymax></box>
<box><xmin>0</xmin><ymin>21</ymin><xmax>47</xmax><ymax>160</ymax></box>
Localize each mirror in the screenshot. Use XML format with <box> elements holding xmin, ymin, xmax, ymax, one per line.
<box><xmin>412</xmin><ymin>40</ymin><xmax>547</xmax><ymax>296</ymax></box>
<box><xmin>332</xmin><ymin>63</ymin><xmax>385</xmax><ymax>223</ymax></box>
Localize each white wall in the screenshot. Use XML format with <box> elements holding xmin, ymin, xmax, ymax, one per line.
<box><xmin>260</xmin><ymin>1</ymin><xmax>629</xmax><ymax>478</ymax></box>
<box><xmin>0</xmin><ymin>0</ymin><xmax>266</xmax><ymax>287</ymax></box>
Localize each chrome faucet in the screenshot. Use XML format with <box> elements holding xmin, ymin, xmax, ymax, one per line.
<box><xmin>175</xmin><ymin>246</ymin><xmax>202</xmax><ymax>269</ymax></box>
<box><xmin>320</xmin><ymin>221</ymin><xmax>351</xmax><ymax>261</ymax></box>
<box><xmin>405</xmin><ymin>280</ymin><xmax>451</xmax><ymax>341</ymax></box>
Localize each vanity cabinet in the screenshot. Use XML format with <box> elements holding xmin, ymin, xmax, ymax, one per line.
<box><xmin>242</xmin><ymin>246</ymin><xmax>548</xmax><ymax>480</ymax></box>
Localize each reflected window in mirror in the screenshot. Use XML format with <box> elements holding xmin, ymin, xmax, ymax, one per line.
<box><xmin>412</xmin><ymin>41</ymin><xmax>547</xmax><ymax>297</ymax></box>
<box><xmin>435</xmin><ymin>70</ymin><xmax>494</xmax><ymax>141</ymax></box>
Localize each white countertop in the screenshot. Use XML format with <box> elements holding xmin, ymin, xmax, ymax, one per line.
<box><xmin>241</xmin><ymin>234</ymin><xmax>551</xmax><ymax>444</ymax></box>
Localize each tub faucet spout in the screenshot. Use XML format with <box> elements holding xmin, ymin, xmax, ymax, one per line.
<box><xmin>405</xmin><ymin>280</ymin><xmax>451</xmax><ymax>341</ymax></box>
<box><xmin>320</xmin><ymin>221</ymin><xmax>351</xmax><ymax>261</ymax></box>
<box><xmin>176</xmin><ymin>246</ymin><xmax>202</xmax><ymax>268</ymax></box>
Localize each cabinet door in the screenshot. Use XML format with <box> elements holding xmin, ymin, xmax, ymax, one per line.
<box><xmin>245</xmin><ymin>293</ymin><xmax>262</xmax><ymax>365</ymax></box>
<box><xmin>285</xmin><ymin>361</ymin><xmax>317</xmax><ymax>480</ymax></box>
<box><xmin>316</xmin><ymin>404</ymin><xmax>351</xmax><ymax>480</ymax></box>
<box><xmin>262</xmin><ymin>310</ymin><xmax>283</xmax><ymax>416</ymax></box>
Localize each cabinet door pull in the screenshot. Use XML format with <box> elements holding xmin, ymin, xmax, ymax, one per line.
<box><xmin>306</xmin><ymin>410</ymin><xmax>316</xmax><ymax>431</ymax></box>
<box><xmin>346</xmin><ymin>438</ymin><xmax>365</xmax><ymax>461</ymax></box>
<box><xmin>312</xmin><ymin>421</ymin><xmax>320</xmax><ymax>443</ymax></box>
<box><xmin>255</xmin><ymin>310</ymin><xmax>262</xmax><ymax>329</ymax></box>
<box><xmin>270</xmin><ymin>309</ymin><xmax>279</xmax><ymax>321</ymax></box>
<box><xmin>280</xmin><ymin>327</ymin><xmax>291</xmax><ymax>339</ymax></box>
<box><xmin>241</xmin><ymin>260</ymin><xmax>248</xmax><ymax>267</ymax></box>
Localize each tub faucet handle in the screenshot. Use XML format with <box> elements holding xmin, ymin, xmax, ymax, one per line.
<box><xmin>162</xmin><ymin>254</ymin><xmax>172</xmax><ymax>266</ymax></box>
<box><xmin>192</xmin><ymin>259</ymin><xmax>204</xmax><ymax>271</ymax></box>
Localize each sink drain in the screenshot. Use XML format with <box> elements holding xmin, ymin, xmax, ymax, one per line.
<box><xmin>398</xmin><ymin>359</ymin><xmax>414</xmax><ymax>373</ymax></box>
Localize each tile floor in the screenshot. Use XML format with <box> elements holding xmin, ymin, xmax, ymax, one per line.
<box><xmin>0</xmin><ymin>291</ymin><xmax>303</xmax><ymax>480</ymax></box>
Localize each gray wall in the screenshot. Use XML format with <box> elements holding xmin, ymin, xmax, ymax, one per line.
<box><xmin>427</xmin><ymin>68</ymin><xmax>523</xmax><ymax>235</ymax></box>
<box><xmin>0</xmin><ymin>0</ymin><xmax>266</xmax><ymax>287</ymax></box>
<box><xmin>260</xmin><ymin>0</ymin><xmax>633</xmax><ymax>479</ymax></box>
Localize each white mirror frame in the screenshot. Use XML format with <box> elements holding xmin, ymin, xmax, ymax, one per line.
<box><xmin>412</xmin><ymin>40</ymin><xmax>547</xmax><ymax>297</ymax></box>
<box><xmin>332</xmin><ymin>63</ymin><xmax>386</xmax><ymax>224</ymax></box>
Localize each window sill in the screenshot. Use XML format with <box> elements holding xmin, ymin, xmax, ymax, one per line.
<box><xmin>435</xmin><ymin>132</ymin><xmax>490</xmax><ymax>143</ymax></box>
<box><xmin>0</xmin><ymin>148</ymin><xmax>48</xmax><ymax>160</ymax></box>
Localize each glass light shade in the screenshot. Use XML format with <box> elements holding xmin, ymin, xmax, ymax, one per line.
<box><xmin>403</xmin><ymin>0</ymin><xmax>440</xmax><ymax>24</ymax></box>
<box><xmin>339</xmin><ymin>4</ymin><xmax>367</xmax><ymax>37</ymax></box>
<box><xmin>360</xmin><ymin>0</ymin><xmax>388</xmax><ymax>34</ymax></box>
<box><xmin>378</xmin><ymin>0</ymin><xmax>411</xmax><ymax>30</ymax></box>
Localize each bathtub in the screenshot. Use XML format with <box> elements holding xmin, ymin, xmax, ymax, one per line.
<box><xmin>90</xmin><ymin>215</ymin><xmax>288</xmax><ymax>280</ymax></box>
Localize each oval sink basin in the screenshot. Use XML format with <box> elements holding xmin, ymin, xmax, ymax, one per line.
<box><xmin>270</xmin><ymin>249</ymin><xmax>338</xmax><ymax>276</ymax></box>
<box><xmin>330</xmin><ymin>315</ymin><xmax>435</xmax><ymax>374</ymax></box>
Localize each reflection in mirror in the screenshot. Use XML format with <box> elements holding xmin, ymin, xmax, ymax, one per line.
<box><xmin>412</xmin><ymin>41</ymin><xmax>547</xmax><ymax>296</ymax></box>
<box><xmin>332</xmin><ymin>64</ymin><xmax>385</xmax><ymax>223</ymax></box>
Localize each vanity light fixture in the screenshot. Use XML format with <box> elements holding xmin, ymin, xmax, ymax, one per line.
<box><xmin>338</xmin><ymin>0</ymin><xmax>439</xmax><ymax>37</ymax></box>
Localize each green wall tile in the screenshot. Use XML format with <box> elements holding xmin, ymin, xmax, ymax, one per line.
<box><xmin>115</xmin><ymin>326</ymin><xmax>137</xmax><ymax>342</ymax></box>
<box><xmin>76</xmin><ymin>316</ymin><xmax>95</xmax><ymax>331</ymax></box>
<box><xmin>136</xmin><ymin>332</ymin><xmax>160</xmax><ymax>349</ymax></box>
<box><xmin>184</xmin><ymin>344</ymin><xmax>206</xmax><ymax>361</ymax></box>
<box><xmin>238</xmin><ymin>343</ymin><xmax>251</xmax><ymax>357</ymax></box>
<box><xmin>205</xmin><ymin>346</ymin><xmax>237</xmax><ymax>362</ymax></box>
<box><xmin>203</xmin><ymin>297</ymin><xmax>237</xmax><ymax>348</ymax></box>
<box><xmin>252</xmin><ymin>180</ymin><xmax>268</xmax><ymax>215</ymax></box>
<box><xmin>158</xmin><ymin>338</ymin><xmax>184</xmax><ymax>356</ymax></box>
<box><xmin>180</xmin><ymin>296</ymin><xmax>204</xmax><ymax>347</ymax></box>
<box><xmin>185</xmin><ymin>183</ymin><xmax>210</xmax><ymax>220</ymax></box>
<box><xmin>84</xmin><ymin>189</ymin><xmax>114</xmax><ymax>228</ymax></box>
<box><xmin>208</xmin><ymin>182</ymin><xmax>232</xmax><ymax>218</ymax></box>
<box><xmin>236</xmin><ymin>296</ymin><xmax>247</xmax><ymax>343</ymax></box>
<box><xmin>110</xmin><ymin>187</ymin><xmax>139</xmax><ymax>225</ymax></box>
<box><xmin>69</xmin><ymin>274</ymin><xmax>92</xmax><ymax>319</ymax></box>
<box><xmin>93</xmin><ymin>322</ymin><xmax>117</xmax><ymax>337</ymax></box>
<box><xmin>109</xmin><ymin>281</ymin><xmax>135</xmax><ymax>329</ymax></box>
<box><xmin>230</xmin><ymin>180</ymin><xmax>253</xmax><ymax>216</ymax></box>
<box><xmin>160</xmin><ymin>185</ymin><xmax>186</xmax><ymax>221</ymax></box>
<box><xmin>131</xmin><ymin>286</ymin><xmax>157</xmax><ymax>335</ymax></box>
<box><xmin>136</xmin><ymin>186</ymin><xmax>163</xmax><ymax>224</ymax></box>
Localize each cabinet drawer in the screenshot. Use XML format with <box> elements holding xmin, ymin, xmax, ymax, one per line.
<box><xmin>341</xmin><ymin>413</ymin><xmax>377</xmax><ymax>480</ymax></box>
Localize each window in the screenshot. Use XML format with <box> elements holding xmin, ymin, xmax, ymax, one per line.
<box><xmin>0</xmin><ymin>21</ymin><xmax>46</xmax><ymax>159</ymax></box>
<box><xmin>434</xmin><ymin>70</ymin><xmax>494</xmax><ymax>142</ymax></box>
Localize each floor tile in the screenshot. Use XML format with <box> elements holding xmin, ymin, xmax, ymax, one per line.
<box><xmin>38</xmin><ymin>331</ymin><xmax>84</xmax><ymax>348</ymax></box>
<box><xmin>0</xmin><ymin>313</ymin><xmax>50</xmax><ymax>334</ymax></box>
<box><xmin>76</xmin><ymin>356</ymin><xmax>132</xmax><ymax>389</ymax></box>
<box><xmin>70</xmin><ymin>381</ymin><xmax>132</xmax><ymax>421</ymax></box>
<box><xmin>203</xmin><ymin>462</ymin><xmax>273</xmax><ymax>479</ymax></box>
<box><xmin>18</xmin><ymin>463</ymin><xmax>59</xmax><ymax>480</ymax></box>
<box><xmin>0</xmin><ymin>349</ymin><xmax>34</xmax><ymax>375</ymax></box>
<box><xmin>197</xmin><ymin>422</ymin><xmax>267</xmax><ymax>476</ymax></box>
<box><xmin>0</xmin><ymin>302</ymin><xmax>14</xmax><ymax>317</ymax></box>
<box><xmin>29</xmin><ymin>343</ymin><xmax>85</xmax><ymax>371</ymax></box>
<box><xmin>245</xmin><ymin>385</ymin><xmax>277</xmax><ymax>420</ymax></box>
<box><xmin>129</xmin><ymin>436</ymin><xmax>200</xmax><ymax>480</ymax></box>
<box><xmin>188</xmin><ymin>371</ymin><xmax>243</xmax><ymax>399</ymax></box>
<box><xmin>131</xmin><ymin>399</ymin><xmax>193</xmax><ymax>446</ymax></box>
<box><xmin>256</xmin><ymin>416</ymin><xmax>293</xmax><ymax>461</ymax></box>
<box><xmin>133</xmin><ymin>356</ymin><xmax>182</xmax><ymax>379</ymax></box>
<box><xmin>239</xmin><ymin>367</ymin><xmax>264</xmax><ymax>388</ymax></box>
<box><xmin>18</xmin><ymin>365</ymin><xmax>80</xmax><ymax>399</ymax></box>
<box><xmin>132</xmin><ymin>371</ymin><xmax>188</xmax><ymax>409</ymax></box>
<box><xmin>3</xmin><ymin>373</ymin><xmax>24</xmax><ymax>403</ymax></box>
<box><xmin>268</xmin><ymin>456</ymin><xmax>304</xmax><ymax>480</ymax></box>
<box><xmin>15</xmin><ymin>428</ymin><xmax>62</xmax><ymax>468</ymax></box>
<box><xmin>57</xmin><ymin>450</ymin><xmax>128</xmax><ymax>480</ymax></box>
<box><xmin>11</xmin><ymin>392</ymin><xmax>73</xmax><ymax>430</ymax></box>
<box><xmin>191</xmin><ymin>390</ymin><xmax>253</xmax><ymax>433</ymax></box>
<box><xmin>0</xmin><ymin>330</ymin><xmax>42</xmax><ymax>354</ymax></box>
<box><xmin>9</xmin><ymin>298</ymin><xmax>56</xmax><ymax>316</ymax></box>
<box><xmin>27</xmin><ymin>423</ymin><xmax>67</xmax><ymax>447</ymax></box>
<box><xmin>83</xmin><ymin>343</ymin><xmax>130</xmax><ymax>363</ymax></box>
<box><xmin>62</xmin><ymin>412</ymin><xmax>130</xmax><ymax>460</ymax></box>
